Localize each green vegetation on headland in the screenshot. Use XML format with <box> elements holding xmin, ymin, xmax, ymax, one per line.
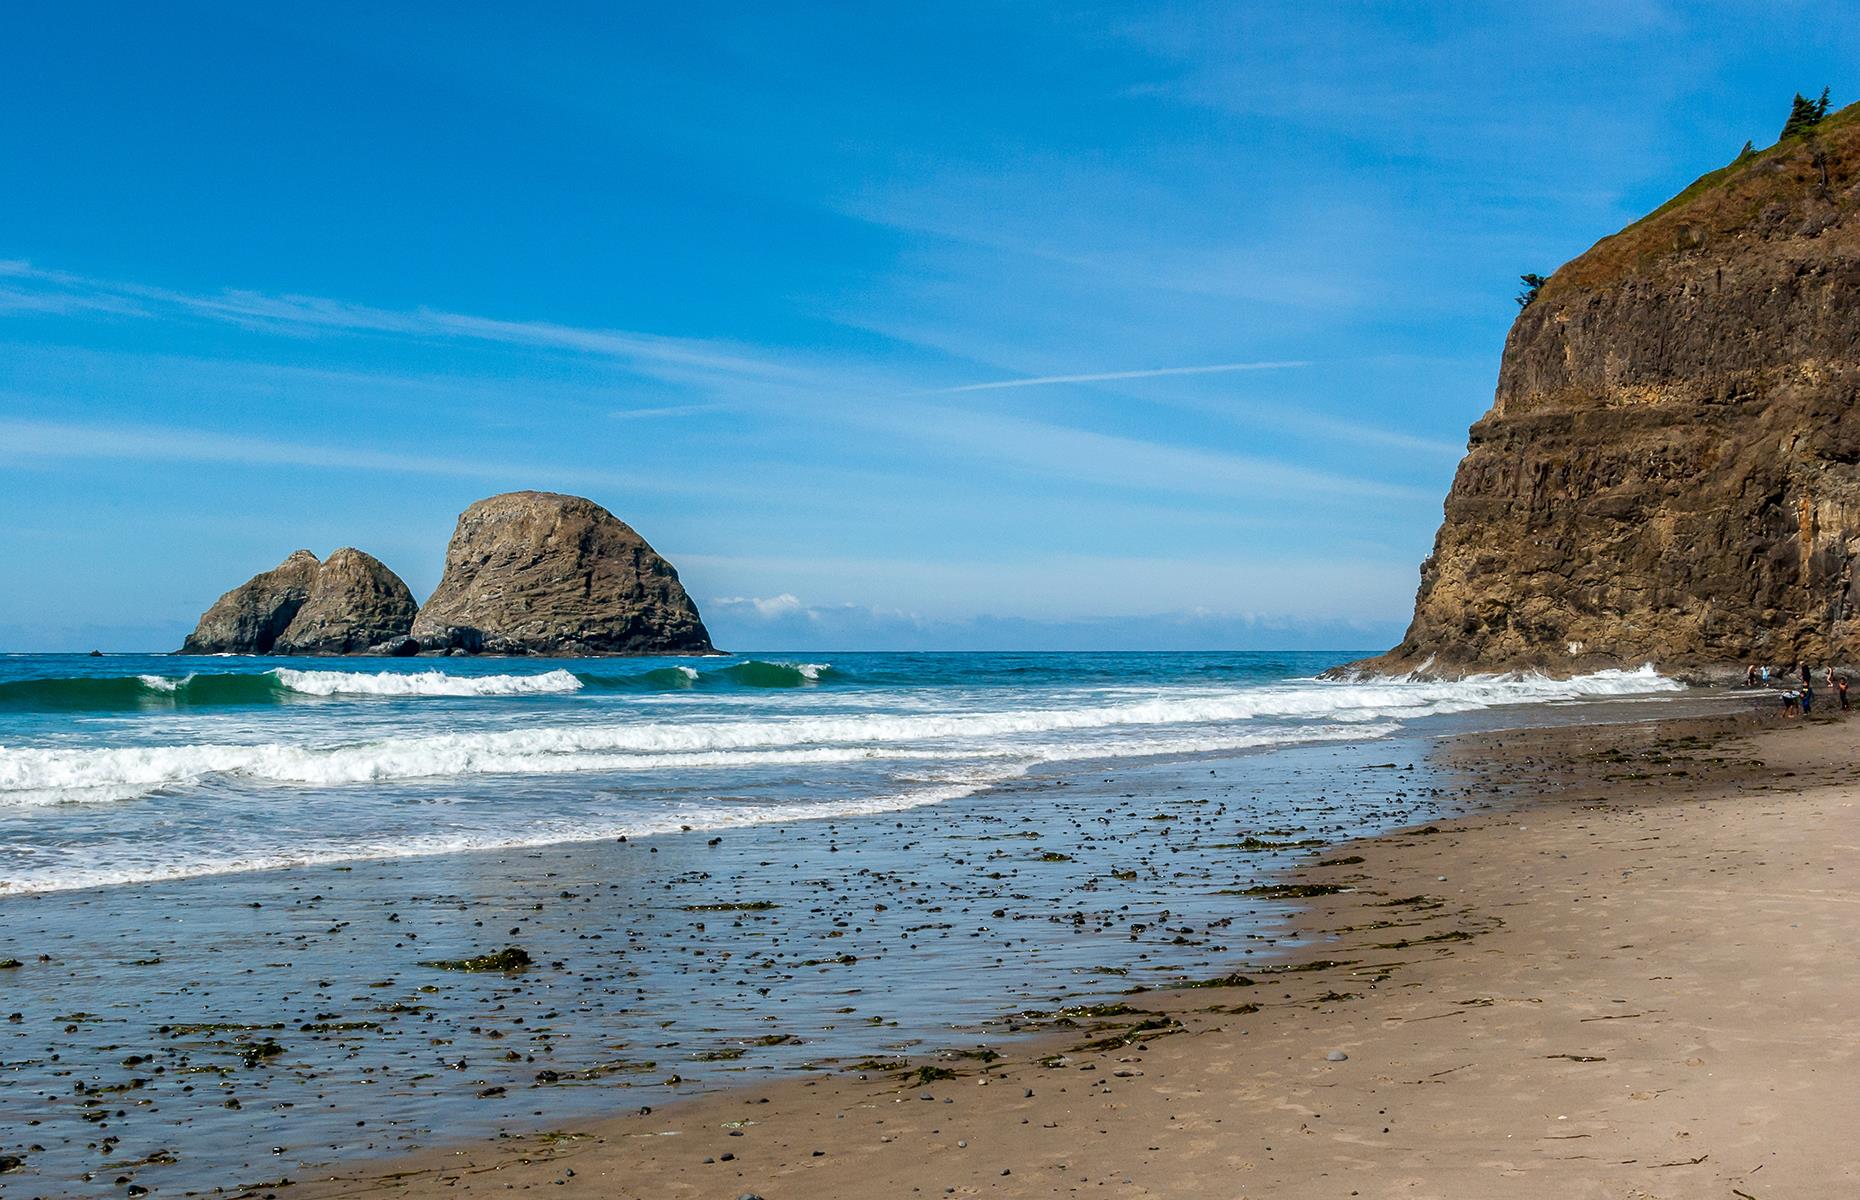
<box><xmin>1780</xmin><ymin>87</ymin><xmax>1833</xmax><ymax>140</ymax></box>
<box><xmin>1525</xmin><ymin>90</ymin><xmax>1854</xmax><ymax>297</ymax></box>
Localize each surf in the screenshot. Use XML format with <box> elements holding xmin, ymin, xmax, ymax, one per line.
<box><xmin>0</xmin><ymin>659</ymin><xmax>847</xmax><ymax>713</ymax></box>
<box><xmin>0</xmin><ymin>666</ymin><xmax>1679</xmax><ymax>807</ymax></box>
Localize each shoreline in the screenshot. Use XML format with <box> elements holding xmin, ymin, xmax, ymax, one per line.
<box><xmin>262</xmin><ymin>701</ymin><xmax>1860</xmax><ymax>1198</ymax></box>
<box><xmin>3</xmin><ymin>694</ymin><xmax>1506</xmax><ymax>1196</ymax></box>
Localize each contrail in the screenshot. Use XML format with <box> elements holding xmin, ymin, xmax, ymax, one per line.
<box><xmin>931</xmin><ymin>360</ymin><xmax>1309</xmax><ymax>393</ymax></box>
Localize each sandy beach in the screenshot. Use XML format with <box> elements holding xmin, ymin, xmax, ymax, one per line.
<box><xmin>263</xmin><ymin>705</ymin><xmax>1860</xmax><ymax>1199</ymax></box>
<box><xmin>10</xmin><ymin>15</ymin><xmax>1860</xmax><ymax>1200</ymax></box>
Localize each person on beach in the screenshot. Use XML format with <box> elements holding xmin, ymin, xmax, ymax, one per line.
<box><xmin>1840</xmin><ymin>675</ymin><xmax>1850</xmax><ymax>711</ymax></box>
<box><xmin>1782</xmin><ymin>689</ymin><xmax>1801</xmax><ymax>716</ymax></box>
<box><xmin>1747</xmin><ymin>664</ymin><xmax>1760</xmax><ymax>687</ymax></box>
<box><xmin>1762</xmin><ymin>665</ymin><xmax>1771</xmax><ymax>682</ymax></box>
<box><xmin>1800</xmin><ymin>662</ymin><xmax>1813</xmax><ymax>687</ymax></box>
<box><xmin>1802</xmin><ymin>680</ymin><xmax>1814</xmax><ymax>714</ymax></box>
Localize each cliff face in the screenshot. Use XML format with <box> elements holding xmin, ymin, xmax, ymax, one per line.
<box><xmin>411</xmin><ymin>491</ymin><xmax>714</xmax><ymax>656</ymax></box>
<box><xmin>1373</xmin><ymin>104</ymin><xmax>1860</xmax><ymax>675</ymax></box>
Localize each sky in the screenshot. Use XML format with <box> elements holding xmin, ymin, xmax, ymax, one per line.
<box><xmin>1</xmin><ymin>3</ymin><xmax>1854</xmax><ymax>652</ymax></box>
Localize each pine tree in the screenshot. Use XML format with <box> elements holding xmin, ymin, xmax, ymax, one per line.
<box><xmin>1780</xmin><ymin>90</ymin><xmax>1829</xmax><ymax>139</ymax></box>
<box><xmin>1516</xmin><ymin>273</ymin><xmax>1549</xmax><ymax>309</ymax></box>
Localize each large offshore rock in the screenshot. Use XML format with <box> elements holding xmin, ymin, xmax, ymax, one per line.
<box><xmin>1366</xmin><ymin>103</ymin><xmax>1860</xmax><ymax>675</ymax></box>
<box><xmin>179</xmin><ymin>550</ymin><xmax>322</xmax><ymax>654</ymax></box>
<box><xmin>411</xmin><ymin>491</ymin><xmax>714</xmax><ymax>656</ymax></box>
<box><xmin>272</xmin><ymin>547</ymin><xmax>417</xmax><ymax>655</ymax></box>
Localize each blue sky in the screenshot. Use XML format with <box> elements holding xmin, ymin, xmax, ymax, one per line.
<box><xmin>1</xmin><ymin>3</ymin><xmax>1853</xmax><ymax>652</ymax></box>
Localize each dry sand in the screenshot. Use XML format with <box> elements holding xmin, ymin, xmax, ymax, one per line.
<box><xmin>273</xmin><ymin>708</ymin><xmax>1860</xmax><ymax>1199</ymax></box>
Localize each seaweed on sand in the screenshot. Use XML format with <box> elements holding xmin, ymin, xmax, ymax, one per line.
<box><xmin>1220</xmin><ymin>883</ymin><xmax>1347</xmax><ymax>899</ymax></box>
<box><xmin>418</xmin><ymin>946</ymin><xmax>532</xmax><ymax>972</ymax></box>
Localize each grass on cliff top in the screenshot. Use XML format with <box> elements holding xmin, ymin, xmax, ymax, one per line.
<box><xmin>1644</xmin><ymin>102</ymin><xmax>1860</xmax><ymax>217</ymax></box>
<box><xmin>1538</xmin><ymin>99</ymin><xmax>1860</xmax><ymax>296</ymax></box>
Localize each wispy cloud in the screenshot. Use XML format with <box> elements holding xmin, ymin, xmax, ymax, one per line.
<box><xmin>857</xmin><ymin>403</ymin><xmax>1436</xmax><ymax>504</ymax></box>
<box><xmin>0</xmin><ymin>262</ymin><xmax>1440</xmax><ymax>513</ymax></box>
<box><xmin>0</xmin><ymin>261</ymin><xmax>820</xmax><ymax>391</ymax></box>
<box><xmin>610</xmin><ymin>403</ymin><xmax>729</xmax><ymax>421</ymax></box>
<box><xmin>0</xmin><ymin>416</ymin><xmax>722</xmax><ymax>497</ymax></box>
<box><xmin>928</xmin><ymin>360</ymin><xmax>1309</xmax><ymax>393</ymax></box>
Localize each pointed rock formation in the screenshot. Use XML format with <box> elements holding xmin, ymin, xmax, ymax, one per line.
<box><xmin>411</xmin><ymin>491</ymin><xmax>714</xmax><ymax>655</ymax></box>
<box><xmin>180</xmin><ymin>550</ymin><xmax>323</xmax><ymax>655</ymax></box>
<box><xmin>1366</xmin><ymin>102</ymin><xmax>1860</xmax><ymax>675</ymax></box>
<box><xmin>273</xmin><ymin>548</ymin><xmax>418</xmax><ymax>655</ymax></box>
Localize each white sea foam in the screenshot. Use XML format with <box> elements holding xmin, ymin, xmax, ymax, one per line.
<box><xmin>270</xmin><ymin>668</ymin><xmax>584</xmax><ymax>698</ymax></box>
<box><xmin>0</xmin><ymin>717</ymin><xmax>1393</xmax><ymax>809</ymax></box>
<box><xmin>0</xmin><ymin>775</ymin><xmax>1010</xmax><ymax>895</ymax></box>
<box><xmin>137</xmin><ymin>674</ymin><xmax>183</xmax><ymax>692</ymax></box>
<box><xmin>0</xmin><ymin>723</ymin><xmax>1392</xmax><ymax>894</ymax></box>
<box><xmin>0</xmin><ymin>665</ymin><xmax>1679</xmax><ymax>809</ymax></box>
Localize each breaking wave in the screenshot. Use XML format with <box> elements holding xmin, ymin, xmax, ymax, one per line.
<box><xmin>0</xmin><ymin>666</ymin><xmax>1680</xmax><ymax>809</ymax></box>
<box><xmin>270</xmin><ymin>668</ymin><xmax>584</xmax><ymax>697</ymax></box>
<box><xmin>0</xmin><ymin>660</ymin><xmax>845</xmax><ymax>712</ymax></box>
<box><xmin>0</xmin><ymin>723</ymin><xmax>1390</xmax><ymax>893</ymax></box>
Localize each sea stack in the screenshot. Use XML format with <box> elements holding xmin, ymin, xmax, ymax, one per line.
<box><xmin>180</xmin><ymin>549</ymin><xmax>323</xmax><ymax>654</ymax></box>
<box><xmin>1367</xmin><ymin>102</ymin><xmax>1860</xmax><ymax>675</ymax></box>
<box><xmin>273</xmin><ymin>548</ymin><xmax>419</xmax><ymax>655</ymax></box>
<box><xmin>181</xmin><ymin>548</ymin><xmax>416</xmax><ymax>655</ymax></box>
<box><xmin>410</xmin><ymin>491</ymin><xmax>714</xmax><ymax>656</ymax></box>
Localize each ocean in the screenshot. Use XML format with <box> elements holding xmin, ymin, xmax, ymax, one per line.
<box><xmin>0</xmin><ymin>650</ymin><xmax>1682</xmax><ymax>896</ymax></box>
<box><xmin>0</xmin><ymin>650</ymin><xmax>1706</xmax><ymax>1194</ymax></box>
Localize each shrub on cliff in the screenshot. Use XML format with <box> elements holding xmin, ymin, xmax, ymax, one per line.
<box><xmin>1780</xmin><ymin>88</ymin><xmax>1831</xmax><ymax>139</ymax></box>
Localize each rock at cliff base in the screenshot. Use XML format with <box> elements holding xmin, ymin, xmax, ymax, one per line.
<box><xmin>180</xmin><ymin>550</ymin><xmax>322</xmax><ymax>655</ymax></box>
<box><xmin>273</xmin><ymin>547</ymin><xmax>417</xmax><ymax>655</ymax></box>
<box><xmin>411</xmin><ymin>491</ymin><xmax>714</xmax><ymax>656</ymax></box>
<box><xmin>1364</xmin><ymin>100</ymin><xmax>1860</xmax><ymax>676</ymax></box>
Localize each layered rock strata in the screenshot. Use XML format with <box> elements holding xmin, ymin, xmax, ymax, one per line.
<box><xmin>1367</xmin><ymin>103</ymin><xmax>1860</xmax><ymax>674</ymax></box>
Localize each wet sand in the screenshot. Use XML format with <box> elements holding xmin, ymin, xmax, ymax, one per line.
<box><xmin>1</xmin><ymin>715</ymin><xmax>1515</xmax><ymax>1197</ymax></box>
<box><xmin>270</xmin><ymin>705</ymin><xmax>1860</xmax><ymax>1199</ymax></box>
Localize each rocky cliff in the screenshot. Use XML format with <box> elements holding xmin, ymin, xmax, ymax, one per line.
<box><xmin>181</xmin><ymin>548</ymin><xmax>415</xmax><ymax>655</ymax></box>
<box><xmin>1368</xmin><ymin>101</ymin><xmax>1860</xmax><ymax>675</ymax></box>
<box><xmin>410</xmin><ymin>491</ymin><xmax>714</xmax><ymax>656</ymax></box>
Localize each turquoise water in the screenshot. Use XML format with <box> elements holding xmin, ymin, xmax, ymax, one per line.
<box><xmin>0</xmin><ymin>651</ymin><xmax>1683</xmax><ymax>896</ymax></box>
